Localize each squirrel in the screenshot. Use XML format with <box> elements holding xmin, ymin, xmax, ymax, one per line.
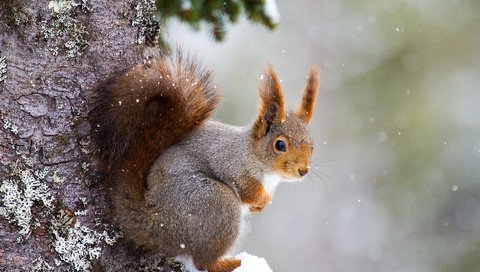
<box><xmin>90</xmin><ymin>48</ymin><xmax>319</xmax><ymax>272</ymax></box>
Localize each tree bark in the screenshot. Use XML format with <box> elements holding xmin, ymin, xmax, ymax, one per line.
<box><xmin>0</xmin><ymin>1</ymin><xmax>180</xmax><ymax>271</ymax></box>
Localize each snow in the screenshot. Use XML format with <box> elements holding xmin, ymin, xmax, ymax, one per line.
<box><xmin>377</xmin><ymin>131</ymin><xmax>388</xmax><ymax>141</ymax></box>
<box><xmin>176</xmin><ymin>252</ymin><xmax>272</xmax><ymax>272</ymax></box>
<box><xmin>233</xmin><ymin>252</ymin><xmax>272</xmax><ymax>272</ymax></box>
<box><xmin>181</xmin><ymin>0</ymin><xmax>192</xmax><ymax>10</ymax></box>
<box><xmin>264</xmin><ymin>0</ymin><xmax>280</xmax><ymax>24</ymax></box>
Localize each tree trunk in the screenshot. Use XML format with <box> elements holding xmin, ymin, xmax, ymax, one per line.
<box><xmin>0</xmin><ymin>1</ymin><xmax>180</xmax><ymax>271</ymax></box>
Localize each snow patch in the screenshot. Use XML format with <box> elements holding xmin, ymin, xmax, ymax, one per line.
<box><xmin>233</xmin><ymin>252</ymin><xmax>272</xmax><ymax>272</ymax></box>
<box><xmin>264</xmin><ymin>0</ymin><xmax>280</xmax><ymax>24</ymax></box>
<box><xmin>175</xmin><ymin>252</ymin><xmax>271</xmax><ymax>272</ymax></box>
<box><xmin>181</xmin><ymin>0</ymin><xmax>192</xmax><ymax>10</ymax></box>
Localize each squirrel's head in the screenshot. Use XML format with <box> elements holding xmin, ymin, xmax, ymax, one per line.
<box><xmin>251</xmin><ymin>66</ymin><xmax>319</xmax><ymax>181</ymax></box>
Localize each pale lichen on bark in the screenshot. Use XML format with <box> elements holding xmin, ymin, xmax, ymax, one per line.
<box><xmin>32</xmin><ymin>256</ymin><xmax>54</xmax><ymax>271</ymax></box>
<box><xmin>0</xmin><ymin>159</ymin><xmax>54</xmax><ymax>242</ymax></box>
<box><xmin>41</xmin><ymin>0</ymin><xmax>92</xmax><ymax>57</ymax></box>
<box><xmin>0</xmin><ymin>55</ymin><xmax>6</xmax><ymax>83</ymax></box>
<box><xmin>0</xmin><ymin>1</ymin><xmax>132</xmax><ymax>270</ymax></box>
<box><xmin>126</xmin><ymin>0</ymin><xmax>160</xmax><ymax>45</ymax></box>
<box><xmin>49</xmin><ymin>208</ymin><xmax>121</xmax><ymax>271</ymax></box>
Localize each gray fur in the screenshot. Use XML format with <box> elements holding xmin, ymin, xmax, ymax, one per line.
<box><xmin>143</xmin><ymin>121</ymin><xmax>267</xmax><ymax>264</ymax></box>
<box><xmin>140</xmin><ymin>112</ymin><xmax>314</xmax><ymax>262</ymax></box>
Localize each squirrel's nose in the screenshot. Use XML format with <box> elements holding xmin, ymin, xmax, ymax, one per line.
<box><xmin>298</xmin><ymin>168</ymin><xmax>309</xmax><ymax>177</ymax></box>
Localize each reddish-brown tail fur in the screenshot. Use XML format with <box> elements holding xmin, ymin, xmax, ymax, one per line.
<box><xmin>90</xmin><ymin>49</ymin><xmax>220</xmax><ymax>202</ymax></box>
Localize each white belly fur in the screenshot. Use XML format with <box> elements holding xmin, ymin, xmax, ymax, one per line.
<box><xmin>235</xmin><ymin>173</ymin><xmax>284</xmax><ymax>252</ymax></box>
<box><xmin>262</xmin><ymin>172</ymin><xmax>283</xmax><ymax>195</ymax></box>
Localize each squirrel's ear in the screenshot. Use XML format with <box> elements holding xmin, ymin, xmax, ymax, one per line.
<box><xmin>295</xmin><ymin>66</ymin><xmax>319</xmax><ymax>123</ymax></box>
<box><xmin>252</xmin><ymin>66</ymin><xmax>286</xmax><ymax>139</ymax></box>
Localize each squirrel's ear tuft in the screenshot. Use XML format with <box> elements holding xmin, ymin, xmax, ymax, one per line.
<box><xmin>252</xmin><ymin>65</ymin><xmax>286</xmax><ymax>139</ymax></box>
<box><xmin>295</xmin><ymin>66</ymin><xmax>319</xmax><ymax>123</ymax></box>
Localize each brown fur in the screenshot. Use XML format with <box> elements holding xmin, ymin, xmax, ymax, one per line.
<box><xmin>90</xmin><ymin>49</ymin><xmax>220</xmax><ymax>202</ymax></box>
<box><xmin>272</xmin><ymin>142</ymin><xmax>313</xmax><ymax>178</ymax></box>
<box><xmin>198</xmin><ymin>258</ymin><xmax>241</xmax><ymax>272</ymax></box>
<box><xmin>296</xmin><ymin>67</ymin><xmax>319</xmax><ymax>123</ymax></box>
<box><xmin>238</xmin><ymin>175</ymin><xmax>272</xmax><ymax>212</ymax></box>
<box><xmin>252</xmin><ymin>66</ymin><xmax>286</xmax><ymax>140</ymax></box>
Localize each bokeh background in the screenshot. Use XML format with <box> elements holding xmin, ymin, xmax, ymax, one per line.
<box><xmin>168</xmin><ymin>1</ymin><xmax>480</xmax><ymax>271</ymax></box>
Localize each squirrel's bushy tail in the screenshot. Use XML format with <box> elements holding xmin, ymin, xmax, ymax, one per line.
<box><xmin>91</xmin><ymin>48</ymin><xmax>220</xmax><ymax>201</ymax></box>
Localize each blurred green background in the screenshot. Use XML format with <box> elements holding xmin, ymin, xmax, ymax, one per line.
<box><xmin>167</xmin><ymin>1</ymin><xmax>480</xmax><ymax>271</ymax></box>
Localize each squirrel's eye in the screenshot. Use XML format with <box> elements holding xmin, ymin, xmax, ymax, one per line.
<box><xmin>274</xmin><ymin>140</ymin><xmax>287</xmax><ymax>152</ymax></box>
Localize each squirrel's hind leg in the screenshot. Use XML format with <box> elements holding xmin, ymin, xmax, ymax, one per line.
<box><xmin>196</xmin><ymin>257</ymin><xmax>241</xmax><ymax>272</ymax></box>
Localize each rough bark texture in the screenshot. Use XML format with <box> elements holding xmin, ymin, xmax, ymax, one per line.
<box><xmin>0</xmin><ymin>1</ymin><xmax>183</xmax><ymax>271</ymax></box>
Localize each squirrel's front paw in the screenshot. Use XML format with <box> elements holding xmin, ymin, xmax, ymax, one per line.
<box><xmin>239</xmin><ymin>176</ymin><xmax>273</xmax><ymax>213</ymax></box>
<box><xmin>249</xmin><ymin>192</ymin><xmax>272</xmax><ymax>213</ymax></box>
